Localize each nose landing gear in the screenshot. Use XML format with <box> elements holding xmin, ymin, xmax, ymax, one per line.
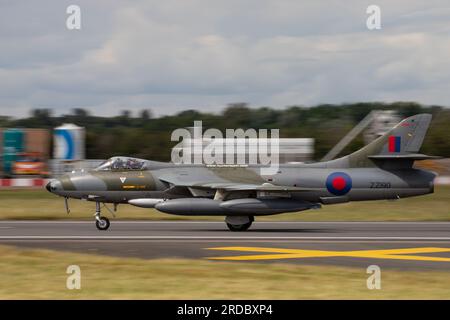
<box><xmin>95</xmin><ymin>216</ymin><xmax>110</xmax><ymax>230</ymax></box>
<box><xmin>94</xmin><ymin>202</ymin><xmax>111</xmax><ymax>231</ymax></box>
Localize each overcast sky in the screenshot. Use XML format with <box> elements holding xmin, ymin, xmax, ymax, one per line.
<box><xmin>0</xmin><ymin>1</ymin><xmax>449</xmax><ymax>117</ymax></box>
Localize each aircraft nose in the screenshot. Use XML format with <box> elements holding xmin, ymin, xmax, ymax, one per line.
<box><xmin>46</xmin><ymin>180</ymin><xmax>62</xmax><ymax>193</ymax></box>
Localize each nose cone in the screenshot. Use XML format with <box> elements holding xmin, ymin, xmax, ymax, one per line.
<box><xmin>45</xmin><ymin>179</ymin><xmax>62</xmax><ymax>194</ymax></box>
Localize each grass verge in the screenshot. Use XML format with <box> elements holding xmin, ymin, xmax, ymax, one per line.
<box><xmin>0</xmin><ymin>245</ymin><xmax>449</xmax><ymax>299</ymax></box>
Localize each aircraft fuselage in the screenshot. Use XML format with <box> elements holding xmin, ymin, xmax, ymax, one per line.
<box><xmin>47</xmin><ymin>164</ymin><xmax>436</xmax><ymax>207</ymax></box>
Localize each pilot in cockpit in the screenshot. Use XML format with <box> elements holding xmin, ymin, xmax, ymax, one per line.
<box><xmin>95</xmin><ymin>157</ymin><xmax>146</xmax><ymax>171</ymax></box>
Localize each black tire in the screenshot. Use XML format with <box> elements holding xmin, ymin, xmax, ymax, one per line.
<box><xmin>226</xmin><ymin>221</ymin><xmax>252</xmax><ymax>232</ymax></box>
<box><xmin>95</xmin><ymin>217</ymin><xmax>110</xmax><ymax>231</ymax></box>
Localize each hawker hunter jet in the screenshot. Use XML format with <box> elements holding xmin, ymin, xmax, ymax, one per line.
<box><xmin>46</xmin><ymin>114</ymin><xmax>439</xmax><ymax>231</ymax></box>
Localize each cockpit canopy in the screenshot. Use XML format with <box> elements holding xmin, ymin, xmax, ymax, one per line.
<box><xmin>95</xmin><ymin>157</ymin><xmax>147</xmax><ymax>171</ymax></box>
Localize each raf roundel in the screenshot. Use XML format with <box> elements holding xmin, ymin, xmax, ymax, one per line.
<box><xmin>326</xmin><ymin>172</ymin><xmax>352</xmax><ymax>196</ymax></box>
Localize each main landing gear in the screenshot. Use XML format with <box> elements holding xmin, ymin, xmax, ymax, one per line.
<box><xmin>225</xmin><ymin>215</ymin><xmax>254</xmax><ymax>232</ymax></box>
<box><xmin>94</xmin><ymin>202</ymin><xmax>113</xmax><ymax>231</ymax></box>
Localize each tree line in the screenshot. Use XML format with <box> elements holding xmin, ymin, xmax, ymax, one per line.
<box><xmin>1</xmin><ymin>102</ymin><xmax>449</xmax><ymax>160</ymax></box>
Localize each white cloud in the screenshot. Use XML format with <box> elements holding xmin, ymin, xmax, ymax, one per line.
<box><xmin>0</xmin><ymin>0</ymin><xmax>449</xmax><ymax>117</ymax></box>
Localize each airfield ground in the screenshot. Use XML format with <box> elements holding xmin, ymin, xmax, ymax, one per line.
<box><xmin>0</xmin><ymin>244</ymin><xmax>450</xmax><ymax>299</ymax></box>
<box><xmin>0</xmin><ymin>186</ymin><xmax>448</xmax><ymax>299</ymax></box>
<box><xmin>0</xmin><ymin>186</ymin><xmax>448</xmax><ymax>221</ymax></box>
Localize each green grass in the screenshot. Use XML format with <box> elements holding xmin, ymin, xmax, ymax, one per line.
<box><xmin>1</xmin><ymin>187</ymin><xmax>447</xmax><ymax>299</ymax></box>
<box><xmin>0</xmin><ymin>186</ymin><xmax>448</xmax><ymax>221</ymax></box>
<box><xmin>0</xmin><ymin>245</ymin><xmax>449</xmax><ymax>299</ymax></box>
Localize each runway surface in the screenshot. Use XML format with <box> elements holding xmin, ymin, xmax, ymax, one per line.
<box><xmin>1</xmin><ymin>220</ymin><xmax>450</xmax><ymax>269</ymax></box>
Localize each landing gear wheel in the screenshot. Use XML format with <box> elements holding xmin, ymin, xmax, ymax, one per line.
<box><xmin>95</xmin><ymin>217</ymin><xmax>110</xmax><ymax>231</ymax></box>
<box><xmin>226</xmin><ymin>221</ymin><xmax>252</xmax><ymax>232</ymax></box>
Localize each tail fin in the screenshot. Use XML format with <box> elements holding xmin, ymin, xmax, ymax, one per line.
<box><xmin>339</xmin><ymin>114</ymin><xmax>438</xmax><ymax>168</ymax></box>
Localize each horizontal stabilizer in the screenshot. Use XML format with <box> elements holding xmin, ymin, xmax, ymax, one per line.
<box><xmin>368</xmin><ymin>154</ymin><xmax>442</xmax><ymax>161</ymax></box>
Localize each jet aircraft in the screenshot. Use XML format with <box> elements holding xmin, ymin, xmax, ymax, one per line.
<box><xmin>46</xmin><ymin>114</ymin><xmax>439</xmax><ymax>231</ymax></box>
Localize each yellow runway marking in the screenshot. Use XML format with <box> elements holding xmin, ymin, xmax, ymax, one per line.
<box><xmin>205</xmin><ymin>246</ymin><xmax>450</xmax><ymax>262</ymax></box>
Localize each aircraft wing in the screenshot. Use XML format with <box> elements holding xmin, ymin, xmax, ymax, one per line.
<box><xmin>198</xmin><ymin>183</ymin><xmax>314</xmax><ymax>192</ymax></box>
<box><xmin>158</xmin><ymin>174</ymin><xmax>315</xmax><ymax>192</ymax></box>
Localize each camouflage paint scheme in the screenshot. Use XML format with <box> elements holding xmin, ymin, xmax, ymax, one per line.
<box><xmin>47</xmin><ymin>114</ymin><xmax>438</xmax><ymax>227</ymax></box>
